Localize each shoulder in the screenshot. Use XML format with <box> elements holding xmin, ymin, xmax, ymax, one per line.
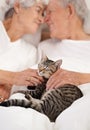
<box><xmin>38</xmin><ymin>39</ymin><xmax>58</xmax><ymax>47</ymax></box>
<box><xmin>38</xmin><ymin>38</ymin><xmax>61</xmax><ymax>50</ymax></box>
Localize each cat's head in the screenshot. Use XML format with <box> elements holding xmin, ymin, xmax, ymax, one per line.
<box><xmin>38</xmin><ymin>55</ymin><xmax>62</xmax><ymax>79</ymax></box>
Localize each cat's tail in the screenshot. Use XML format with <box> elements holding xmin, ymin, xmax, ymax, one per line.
<box><xmin>0</xmin><ymin>95</ymin><xmax>43</xmax><ymax>113</ymax></box>
<box><xmin>0</xmin><ymin>99</ymin><xmax>31</xmax><ymax>108</ymax></box>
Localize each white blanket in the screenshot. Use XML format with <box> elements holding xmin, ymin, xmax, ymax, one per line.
<box><xmin>0</xmin><ymin>93</ymin><xmax>53</xmax><ymax>130</ymax></box>
<box><xmin>0</xmin><ymin>70</ymin><xmax>90</xmax><ymax>130</ymax></box>
<box><xmin>54</xmin><ymin>83</ymin><xmax>90</xmax><ymax>130</ymax></box>
<box><xmin>0</xmin><ymin>65</ymin><xmax>90</xmax><ymax>130</ymax></box>
<box><xmin>0</xmin><ymin>0</ymin><xmax>90</xmax><ymax>128</ymax></box>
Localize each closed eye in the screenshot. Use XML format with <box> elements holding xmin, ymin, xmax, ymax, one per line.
<box><xmin>39</xmin><ymin>66</ymin><xmax>49</xmax><ymax>72</ymax></box>
<box><xmin>36</xmin><ymin>5</ymin><xmax>45</xmax><ymax>16</ymax></box>
<box><xmin>36</xmin><ymin>6</ymin><xmax>41</xmax><ymax>13</ymax></box>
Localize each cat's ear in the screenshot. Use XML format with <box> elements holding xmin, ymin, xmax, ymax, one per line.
<box><xmin>41</xmin><ymin>53</ymin><xmax>48</xmax><ymax>62</ymax></box>
<box><xmin>55</xmin><ymin>59</ymin><xmax>62</xmax><ymax>69</ymax></box>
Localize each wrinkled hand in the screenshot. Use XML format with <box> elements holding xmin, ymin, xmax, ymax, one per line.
<box><xmin>13</xmin><ymin>69</ymin><xmax>43</xmax><ymax>86</ymax></box>
<box><xmin>46</xmin><ymin>69</ymin><xmax>81</xmax><ymax>89</ymax></box>
<box><xmin>0</xmin><ymin>85</ymin><xmax>11</xmax><ymax>102</ymax></box>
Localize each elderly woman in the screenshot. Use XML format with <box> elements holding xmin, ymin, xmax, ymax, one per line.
<box><xmin>0</xmin><ymin>1</ymin><xmax>53</xmax><ymax>130</ymax></box>
<box><xmin>37</xmin><ymin>0</ymin><xmax>90</xmax><ymax>130</ymax></box>
<box><xmin>0</xmin><ymin>0</ymin><xmax>46</xmax><ymax>101</ymax></box>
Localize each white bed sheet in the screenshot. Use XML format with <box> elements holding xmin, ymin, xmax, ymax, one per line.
<box><xmin>0</xmin><ymin>41</ymin><xmax>90</xmax><ymax>130</ymax></box>
<box><xmin>0</xmin><ymin>51</ymin><xmax>90</xmax><ymax>130</ymax></box>
<box><xmin>0</xmin><ymin>71</ymin><xmax>90</xmax><ymax>130</ymax></box>
<box><xmin>0</xmin><ymin>93</ymin><xmax>53</xmax><ymax>130</ymax></box>
<box><xmin>54</xmin><ymin>83</ymin><xmax>90</xmax><ymax>130</ymax></box>
<box><xmin>0</xmin><ymin>1</ymin><xmax>90</xmax><ymax>130</ymax></box>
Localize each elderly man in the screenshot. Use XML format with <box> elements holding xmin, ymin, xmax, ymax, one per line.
<box><xmin>37</xmin><ymin>0</ymin><xmax>90</xmax><ymax>129</ymax></box>
<box><xmin>38</xmin><ymin>0</ymin><xmax>90</xmax><ymax>88</ymax></box>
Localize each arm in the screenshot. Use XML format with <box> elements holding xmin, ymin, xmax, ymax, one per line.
<box><xmin>0</xmin><ymin>70</ymin><xmax>15</xmax><ymax>85</ymax></box>
<box><xmin>0</xmin><ymin>69</ymin><xmax>43</xmax><ymax>101</ymax></box>
<box><xmin>0</xmin><ymin>69</ymin><xmax>43</xmax><ymax>86</ymax></box>
<box><xmin>46</xmin><ymin>69</ymin><xmax>90</xmax><ymax>89</ymax></box>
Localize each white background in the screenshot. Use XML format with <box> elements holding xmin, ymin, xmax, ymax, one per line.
<box><xmin>86</xmin><ymin>0</ymin><xmax>90</xmax><ymax>9</ymax></box>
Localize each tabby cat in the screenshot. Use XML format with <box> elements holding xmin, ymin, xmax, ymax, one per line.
<box><xmin>0</xmin><ymin>56</ymin><xmax>83</xmax><ymax>122</ymax></box>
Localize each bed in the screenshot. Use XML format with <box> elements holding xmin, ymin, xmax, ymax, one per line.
<box><xmin>0</xmin><ymin>0</ymin><xmax>90</xmax><ymax>130</ymax></box>
<box><xmin>0</xmin><ymin>83</ymin><xmax>90</xmax><ymax>130</ymax></box>
<box><xmin>0</xmin><ymin>38</ymin><xmax>90</xmax><ymax>130</ymax></box>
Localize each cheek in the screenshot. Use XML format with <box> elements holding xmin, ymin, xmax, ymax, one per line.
<box><xmin>30</xmin><ymin>26</ymin><xmax>39</xmax><ymax>34</ymax></box>
<box><xmin>51</xmin><ymin>18</ymin><xmax>69</xmax><ymax>39</ymax></box>
<box><xmin>26</xmin><ymin>17</ymin><xmax>39</xmax><ymax>33</ymax></box>
<box><xmin>57</xmin><ymin>16</ymin><xmax>69</xmax><ymax>29</ymax></box>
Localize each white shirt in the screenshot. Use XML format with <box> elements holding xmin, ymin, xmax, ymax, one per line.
<box><xmin>0</xmin><ymin>21</ymin><xmax>37</xmax><ymax>71</ymax></box>
<box><xmin>38</xmin><ymin>39</ymin><xmax>90</xmax><ymax>73</ymax></box>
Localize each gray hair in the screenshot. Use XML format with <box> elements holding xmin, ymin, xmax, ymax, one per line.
<box><xmin>57</xmin><ymin>0</ymin><xmax>90</xmax><ymax>34</ymax></box>
<box><xmin>6</xmin><ymin>0</ymin><xmax>47</xmax><ymax>8</ymax></box>
<box><xmin>4</xmin><ymin>0</ymin><xmax>47</xmax><ymax>19</ymax></box>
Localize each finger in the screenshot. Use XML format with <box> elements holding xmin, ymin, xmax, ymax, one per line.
<box><xmin>0</xmin><ymin>95</ymin><xmax>4</xmax><ymax>103</ymax></box>
<box><xmin>54</xmin><ymin>81</ymin><xmax>66</xmax><ymax>88</ymax></box>
<box><xmin>46</xmin><ymin>78</ymin><xmax>56</xmax><ymax>89</ymax></box>
<box><xmin>24</xmin><ymin>81</ymin><xmax>34</xmax><ymax>86</ymax></box>
<box><xmin>29</xmin><ymin>77</ymin><xmax>43</xmax><ymax>85</ymax></box>
<box><xmin>46</xmin><ymin>74</ymin><xmax>55</xmax><ymax>86</ymax></box>
<box><xmin>46</xmin><ymin>69</ymin><xmax>63</xmax><ymax>89</ymax></box>
<box><xmin>33</xmin><ymin>75</ymin><xmax>44</xmax><ymax>82</ymax></box>
<box><xmin>47</xmin><ymin>70</ymin><xmax>60</xmax><ymax>84</ymax></box>
<box><xmin>34</xmin><ymin>71</ymin><xmax>44</xmax><ymax>81</ymax></box>
<box><xmin>50</xmin><ymin>80</ymin><xmax>60</xmax><ymax>89</ymax></box>
<box><xmin>28</xmin><ymin>70</ymin><xmax>44</xmax><ymax>82</ymax></box>
<box><xmin>47</xmin><ymin>76</ymin><xmax>63</xmax><ymax>89</ymax></box>
<box><xmin>26</xmin><ymin>77</ymin><xmax>41</xmax><ymax>86</ymax></box>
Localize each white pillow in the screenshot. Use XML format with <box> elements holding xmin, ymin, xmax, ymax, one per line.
<box><xmin>0</xmin><ymin>0</ymin><xmax>8</xmax><ymax>20</ymax></box>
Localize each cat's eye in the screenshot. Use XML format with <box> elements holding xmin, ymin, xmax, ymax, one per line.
<box><xmin>39</xmin><ymin>66</ymin><xmax>49</xmax><ymax>72</ymax></box>
<box><xmin>44</xmin><ymin>66</ymin><xmax>49</xmax><ymax>70</ymax></box>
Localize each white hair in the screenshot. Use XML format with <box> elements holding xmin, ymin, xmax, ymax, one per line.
<box><xmin>0</xmin><ymin>0</ymin><xmax>48</xmax><ymax>47</ymax></box>
<box><xmin>57</xmin><ymin>0</ymin><xmax>90</xmax><ymax>34</ymax></box>
<box><xmin>3</xmin><ymin>0</ymin><xmax>48</xmax><ymax>20</ymax></box>
<box><xmin>6</xmin><ymin>0</ymin><xmax>47</xmax><ymax>8</ymax></box>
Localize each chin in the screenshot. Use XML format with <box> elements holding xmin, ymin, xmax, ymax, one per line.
<box><xmin>50</xmin><ymin>32</ymin><xmax>56</xmax><ymax>38</ymax></box>
<box><xmin>29</xmin><ymin>30</ymin><xmax>36</xmax><ymax>35</ymax></box>
<box><xmin>28</xmin><ymin>25</ymin><xmax>38</xmax><ymax>34</ymax></box>
<box><xmin>50</xmin><ymin>31</ymin><xmax>63</xmax><ymax>39</ymax></box>
<box><xmin>32</xmin><ymin>28</ymin><xmax>39</xmax><ymax>34</ymax></box>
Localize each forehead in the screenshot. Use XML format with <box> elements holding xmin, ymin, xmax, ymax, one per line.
<box><xmin>47</xmin><ymin>0</ymin><xmax>61</xmax><ymax>9</ymax></box>
<box><xmin>34</xmin><ymin>2</ymin><xmax>46</xmax><ymax>9</ymax></box>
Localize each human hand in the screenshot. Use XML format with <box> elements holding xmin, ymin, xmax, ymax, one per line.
<box><xmin>0</xmin><ymin>84</ymin><xmax>11</xmax><ymax>102</ymax></box>
<box><xmin>13</xmin><ymin>68</ymin><xmax>43</xmax><ymax>86</ymax></box>
<box><xmin>46</xmin><ymin>69</ymin><xmax>81</xmax><ymax>89</ymax></box>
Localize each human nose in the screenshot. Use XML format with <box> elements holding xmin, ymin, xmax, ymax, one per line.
<box><xmin>39</xmin><ymin>15</ymin><xmax>44</xmax><ymax>23</ymax></box>
<box><xmin>44</xmin><ymin>14</ymin><xmax>50</xmax><ymax>24</ymax></box>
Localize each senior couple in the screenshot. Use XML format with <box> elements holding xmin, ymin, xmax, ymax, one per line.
<box><xmin>0</xmin><ymin>0</ymin><xmax>90</xmax><ymax>130</ymax></box>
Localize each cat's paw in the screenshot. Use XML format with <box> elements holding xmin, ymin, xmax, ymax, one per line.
<box><xmin>25</xmin><ymin>93</ymin><xmax>32</xmax><ymax>100</ymax></box>
<box><xmin>0</xmin><ymin>100</ymin><xmax>9</xmax><ymax>107</ymax></box>
<box><xmin>27</xmin><ymin>86</ymin><xmax>36</xmax><ymax>90</ymax></box>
